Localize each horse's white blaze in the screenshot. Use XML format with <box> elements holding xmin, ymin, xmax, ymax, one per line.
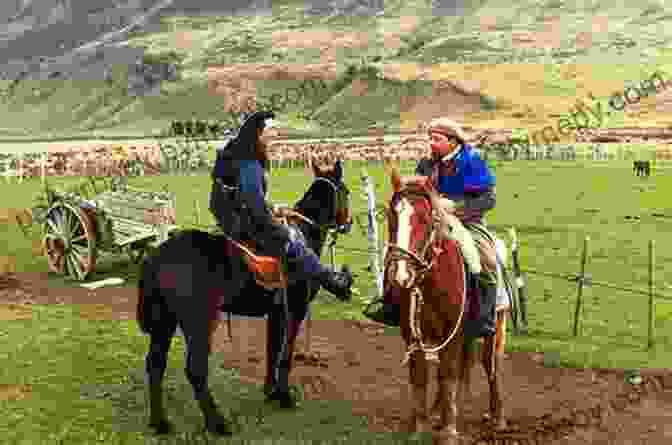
<box><xmin>394</xmin><ymin>198</ymin><xmax>413</xmax><ymax>286</ymax></box>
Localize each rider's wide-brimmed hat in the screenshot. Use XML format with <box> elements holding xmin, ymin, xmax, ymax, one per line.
<box><xmin>427</xmin><ymin>118</ymin><xmax>469</xmax><ymax>143</ymax></box>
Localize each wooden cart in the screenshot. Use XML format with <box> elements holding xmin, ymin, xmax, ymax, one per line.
<box><xmin>41</xmin><ymin>179</ymin><xmax>179</xmax><ymax>281</ymax></box>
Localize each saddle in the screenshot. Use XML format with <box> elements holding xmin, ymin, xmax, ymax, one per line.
<box><xmin>221</xmin><ymin>210</ymin><xmax>308</xmax><ymax>290</ymax></box>
<box><xmin>433</xmin><ymin>199</ymin><xmax>510</xmax><ymax>310</ymax></box>
<box><xmin>226</xmin><ymin>238</ymin><xmax>287</xmax><ymax>290</ymax></box>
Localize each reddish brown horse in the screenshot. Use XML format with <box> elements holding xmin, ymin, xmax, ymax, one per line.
<box><xmin>384</xmin><ymin>167</ymin><xmax>507</xmax><ymax>443</ymax></box>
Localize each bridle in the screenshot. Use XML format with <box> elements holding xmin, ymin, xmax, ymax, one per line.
<box><xmin>385</xmin><ymin>189</ymin><xmax>466</xmax><ymax>366</ymax></box>
<box><xmin>275</xmin><ymin>175</ymin><xmax>351</xmax><ymax>249</ymax></box>
<box><xmin>311</xmin><ymin>176</ymin><xmax>351</xmax><ymax>233</ymax></box>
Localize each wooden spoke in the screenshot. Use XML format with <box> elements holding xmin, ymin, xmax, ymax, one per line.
<box><xmin>127</xmin><ymin>245</ymin><xmax>147</xmax><ymax>264</ymax></box>
<box><xmin>71</xmin><ymin>234</ymin><xmax>87</xmax><ymax>243</ymax></box>
<box><xmin>67</xmin><ymin>252</ymin><xmax>84</xmax><ymax>281</ymax></box>
<box><xmin>42</xmin><ymin>202</ymin><xmax>97</xmax><ymax>280</ymax></box>
<box><xmin>46</xmin><ymin>218</ymin><xmax>62</xmax><ymax>237</ymax></box>
<box><xmin>43</xmin><ymin>236</ymin><xmax>65</xmax><ymax>274</ymax></box>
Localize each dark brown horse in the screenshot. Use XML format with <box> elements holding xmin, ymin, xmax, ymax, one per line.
<box><xmin>384</xmin><ymin>166</ymin><xmax>507</xmax><ymax>443</ymax></box>
<box><xmin>136</xmin><ymin>159</ymin><xmax>352</xmax><ymax>435</ymax></box>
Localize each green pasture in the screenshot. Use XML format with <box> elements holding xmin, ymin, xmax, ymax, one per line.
<box><xmin>1</xmin><ymin>157</ymin><xmax>671</xmax><ymax>443</ymax></box>
<box><xmin>0</xmin><ymin>304</ymin><xmax>402</xmax><ymax>445</ymax></box>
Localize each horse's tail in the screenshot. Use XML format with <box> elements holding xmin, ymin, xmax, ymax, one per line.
<box><xmin>137</xmin><ymin>257</ymin><xmax>155</xmax><ymax>335</ymax></box>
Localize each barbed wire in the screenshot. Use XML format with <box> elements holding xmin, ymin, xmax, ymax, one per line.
<box><xmin>331</xmin><ymin>178</ymin><xmax>672</xmax><ymax>308</ymax></box>
<box><xmin>516</xmin><ymin>266</ymin><xmax>672</xmax><ymax>302</ymax></box>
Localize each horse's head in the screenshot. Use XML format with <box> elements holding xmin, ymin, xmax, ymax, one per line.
<box><xmin>386</xmin><ymin>167</ymin><xmax>441</xmax><ymax>289</ymax></box>
<box><xmin>294</xmin><ymin>157</ymin><xmax>352</xmax><ymax>236</ymax></box>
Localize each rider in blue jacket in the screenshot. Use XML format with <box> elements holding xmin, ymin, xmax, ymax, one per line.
<box><xmin>209</xmin><ymin>111</ymin><xmax>353</xmax><ymax>299</ymax></box>
<box><xmin>366</xmin><ymin>118</ymin><xmax>499</xmax><ymax>337</ymax></box>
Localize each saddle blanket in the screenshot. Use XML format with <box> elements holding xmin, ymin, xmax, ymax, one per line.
<box><xmin>438</xmin><ymin>210</ymin><xmax>481</xmax><ymax>275</ymax></box>
<box><xmin>494</xmin><ymin>237</ymin><xmax>510</xmax><ymax>308</ymax></box>
<box><xmin>436</xmin><ymin>198</ymin><xmax>510</xmax><ymax>309</ymax></box>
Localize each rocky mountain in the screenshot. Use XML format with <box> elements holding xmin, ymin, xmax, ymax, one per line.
<box><xmin>0</xmin><ymin>0</ymin><xmax>670</xmax><ymax>139</ymax></box>
<box><xmin>0</xmin><ymin>0</ymin><xmax>272</xmax><ymax>93</ymax></box>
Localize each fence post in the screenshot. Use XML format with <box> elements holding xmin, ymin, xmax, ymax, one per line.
<box><xmin>193</xmin><ymin>199</ymin><xmax>201</xmax><ymax>226</ymax></box>
<box><xmin>328</xmin><ymin>234</ymin><xmax>336</xmax><ymax>269</ymax></box>
<box><xmin>17</xmin><ymin>153</ymin><xmax>23</xmax><ymax>183</ymax></box>
<box><xmin>572</xmin><ymin>236</ymin><xmax>590</xmax><ymax>337</ymax></box>
<box><xmin>648</xmin><ymin>240</ymin><xmax>655</xmax><ymax>349</ymax></box>
<box><xmin>361</xmin><ymin>169</ymin><xmax>383</xmax><ymax>300</ymax></box>
<box><xmin>508</xmin><ymin>227</ymin><xmax>528</xmax><ymax>333</ymax></box>
<box><xmin>41</xmin><ymin>152</ymin><xmax>47</xmax><ymax>185</ymax></box>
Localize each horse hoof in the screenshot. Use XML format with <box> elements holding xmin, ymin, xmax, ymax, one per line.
<box><xmin>430</xmin><ymin>402</ymin><xmax>442</xmax><ymax>419</ymax></box>
<box><xmin>266</xmin><ymin>390</ymin><xmax>296</xmax><ymax>409</ymax></box>
<box><xmin>149</xmin><ymin>418</ymin><xmax>174</xmax><ymax>434</ymax></box>
<box><xmin>494</xmin><ymin>419</ymin><xmax>508</xmax><ymax>431</ymax></box>
<box><xmin>206</xmin><ymin>416</ymin><xmax>233</xmax><ymax>435</ymax></box>
<box><xmin>437</xmin><ymin>427</ymin><xmax>460</xmax><ymax>445</ymax></box>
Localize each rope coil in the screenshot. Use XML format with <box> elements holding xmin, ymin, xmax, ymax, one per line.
<box><xmin>384</xmin><ymin>204</ymin><xmax>467</xmax><ymax>366</ymax></box>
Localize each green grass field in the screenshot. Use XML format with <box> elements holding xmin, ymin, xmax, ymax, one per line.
<box><xmin>1</xmin><ymin>305</ymin><xmax>405</xmax><ymax>445</ymax></box>
<box><xmin>1</xmin><ymin>158</ymin><xmax>671</xmax><ymax>443</ymax></box>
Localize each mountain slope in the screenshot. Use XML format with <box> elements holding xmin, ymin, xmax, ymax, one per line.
<box><xmin>0</xmin><ymin>0</ymin><xmax>671</xmax><ymax>139</ymax></box>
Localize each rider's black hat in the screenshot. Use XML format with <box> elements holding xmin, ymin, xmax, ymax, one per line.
<box><xmin>236</xmin><ymin>111</ymin><xmax>276</xmax><ymax>139</ymax></box>
<box><xmin>223</xmin><ymin>110</ymin><xmax>276</xmax><ymax>160</ymax></box>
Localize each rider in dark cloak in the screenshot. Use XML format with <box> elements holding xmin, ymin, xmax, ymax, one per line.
<box><xmin>209</xmin><ymin>110</ymin><xmax>353</xmax><ymax>299</ymax></box>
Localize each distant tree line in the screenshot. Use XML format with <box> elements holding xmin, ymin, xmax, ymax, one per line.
<box><xmin>168</xmin><ymin>120</ymin><xmax>233</xmax><ymax>139</ymax></box>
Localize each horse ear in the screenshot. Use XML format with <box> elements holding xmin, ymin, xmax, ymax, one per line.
<box><xmin>391</xmin><ymin>165</ymin><xmax>401</xmax><ymax>192</ymax></box>
<box><xmin>334</xmin><ymin>159</ymin><xmax>343</xmax><ymax>179</ymax></box>
<box><xmin>423</xmin><ymin>176</ymin><xmax>435</xmax><ymax>193</ymax></box>
<box><xmin>312</xmin><ymin>157</ymin><xmax>322</xmax><ymax>176</ymax></box>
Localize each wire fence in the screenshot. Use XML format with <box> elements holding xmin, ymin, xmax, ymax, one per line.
<box><xmin>5</xmin><ymin>140</ymin><xmax>669</xmax><ymax>348</ymax></box>
<box><xmin>302</xmin><ymin>164</ymin><xmax>672</xmax><ymax>350</ymax></box>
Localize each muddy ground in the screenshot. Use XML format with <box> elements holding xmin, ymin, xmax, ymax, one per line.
<box><xmin>1</xmin><ymin>272</ymin><xmax>671</xmax><ymax>444</ymax></box>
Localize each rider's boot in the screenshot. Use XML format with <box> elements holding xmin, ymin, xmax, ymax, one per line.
<box><xmin>316</xmin><ymin>264</ymin><xmax>354</xmax><ymax>301</ymax></box>
<box><xmin>285</xmin><ymin>241</ymin><xmax>353</xmax><ymax>301</ymax></box>
<box><xmin>362</xmin><ymin>285</ymin><xmax>401</xmax><ymax>326</ymax></box>
<box><xmin>468</xmin><ymin>273</ymin><xmax>497</xmax><ymax>337</ymax></box>
<box><xmin>363</xmin><ymin>300</ymin><xmax>400</xmax><ymax>326</ymax></box>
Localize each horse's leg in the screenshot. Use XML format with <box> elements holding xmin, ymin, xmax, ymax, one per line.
<box><xmin>265</xmin><ymin>290</ymin><xmax>295</xmax><ymax>409</ymax></box>
<box><xmin>265</xmin><ymin>310</ymin><xmax>300</xmax><ymax>396</ymax></box>
<box><xmin>481</xmin><ymin>311</ymin><xmax>507</xmax><ymax>430</ymax></box>
<box><xmin>146</xmin><ymin>317</ymin><xmax>178</xmax><ymax>434</ymax></box>
<box><xmin>182</xmin><ymin>319</ymin><xmax>231</xmax><ymax>435</ymax></box>
<box><xmin>456</xmin><ymin>336</ymin><xmax>477</xmax><ymax>426</ymax></box>
<box><xmin>408</xmin><ymin>353</ymin><xmax>430</xmax><ymax>433</ymax></box>
<box><xmin>433</xmin><ymin>337</ymin><xmax>477</xmax><ymax>419</ymax></box>
<box><xmin>437</xmin><ymin>345</ymin><xmax>462</xmax><ymax>444</ymax></box>
<box><xmin>264</xmin><ymin>315</ymin><xmax>274</xmax><ymax>394</ymax></box>
<box><xmin>286</xmin><ymin>314</ymin><xmax>303</xmax><ymax>375</ymax></box>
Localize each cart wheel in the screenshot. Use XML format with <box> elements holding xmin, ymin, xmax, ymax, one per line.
<box><xmin>127</xmin><ymin>243</ymin><xmax>147</xmax><ymax>264</ymax></box>
<box><xmin>43</xmin><ymin>202</ymin><xmax>97</xmax><ymax>281</ymax></box>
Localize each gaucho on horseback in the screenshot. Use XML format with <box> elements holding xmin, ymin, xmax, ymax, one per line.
<box><xmin>367</xmin><ymin>118</ymin><xmax>498</xmax><ymax>338</ymax></box>
<box><xmin>209</xmin><ymin>110</ymin><xmax>354</xmax><ymax>298</ymax></box>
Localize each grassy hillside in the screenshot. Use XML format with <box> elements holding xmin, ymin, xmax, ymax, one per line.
<box><xmin>1</xmin><ymin>0</ymin><xmax>671</xmax><ymax>139</ymax></box>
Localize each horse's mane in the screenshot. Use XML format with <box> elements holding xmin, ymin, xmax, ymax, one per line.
<box><xmin>391</xmin><ymin>175</ymin><xmax>436</xmax><ymax>203</ymax></box>
<box><xmin>294</xmin><ymin>174</ymin><xmax>337</xmax><ymax>216</ymax></box>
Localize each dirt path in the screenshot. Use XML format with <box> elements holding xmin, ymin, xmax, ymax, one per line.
<box><xmin>2</xmin><ymin>272</ymin><xmax>671</xmax><ymax>444</ymax></box>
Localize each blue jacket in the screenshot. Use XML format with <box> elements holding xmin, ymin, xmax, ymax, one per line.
<box><xmin>436</xmin><ymin>144</ymin><xmax>494</xmax><ymax>198</ymax></box>
<box><xmin>416</xmin><ymin>144</ymin><xmax>496</xmax><ymax>223</ymax></box>
<box><xmin>213</xmin><ymin>146</ymin><xmax>268</xmax><ymax>217</ymax></box>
